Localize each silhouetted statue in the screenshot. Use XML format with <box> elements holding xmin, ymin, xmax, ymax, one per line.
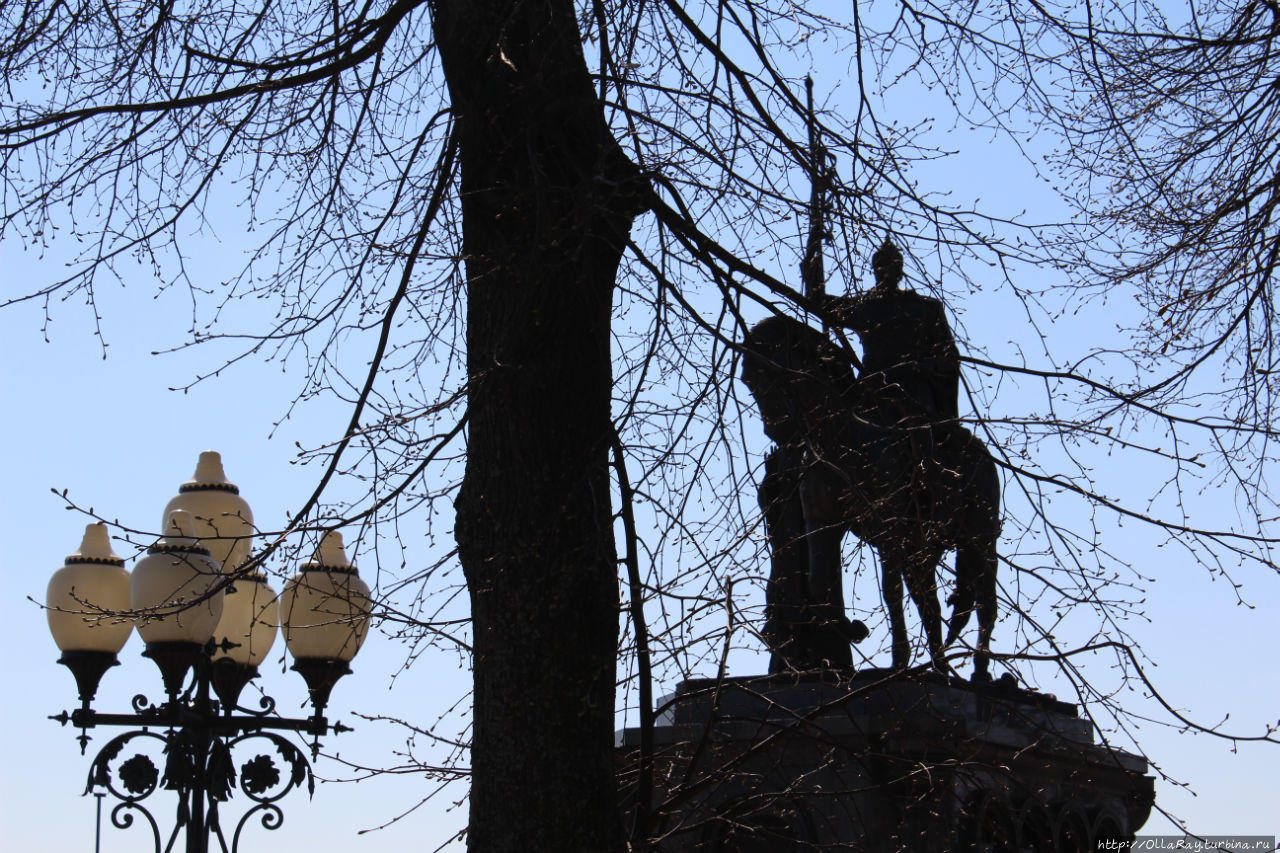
<box><xmin>744</xmin><ymin>275</ymin><xmax>1000</xmax><ymax>679</ymax></box>
<box><xmin>819</xmin><ymin>239</ymin><xmax>961</xmax><ymax>430</ymax></box>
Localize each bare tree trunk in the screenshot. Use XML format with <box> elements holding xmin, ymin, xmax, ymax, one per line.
<box><xmin>433</xmin><ymin>2</ymin><xmax>643</xmax><ymax>849</ymax></box>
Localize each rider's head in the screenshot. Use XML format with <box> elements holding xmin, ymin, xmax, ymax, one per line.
<box><xmin>872</xmin><ymin>238</ymin><xmax>904</xmax><ymax>290</ymax></box>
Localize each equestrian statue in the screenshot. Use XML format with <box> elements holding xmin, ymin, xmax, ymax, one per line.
<box><xmin>743</xmin><ymin>115</ymin><xmax>1002</xmax><ymax>679</ymax></box>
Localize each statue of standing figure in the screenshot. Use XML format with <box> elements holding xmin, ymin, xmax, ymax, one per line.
<box><xmin>745</xmin><ymin>238</ymin><xmax>1001</xmax><ymax>680</ymax></box>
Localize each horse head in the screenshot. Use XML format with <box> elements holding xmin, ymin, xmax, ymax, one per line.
<box><xmin>741</xmin><ymin>315</ymin><xmax>857</xmax><ymax>447</ymax></box>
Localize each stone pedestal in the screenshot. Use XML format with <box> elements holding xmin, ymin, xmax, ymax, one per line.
<box><xmin>618</xmin><ymin>670</ymin><xmax>1153</xmax><ymax>851</ymax></box>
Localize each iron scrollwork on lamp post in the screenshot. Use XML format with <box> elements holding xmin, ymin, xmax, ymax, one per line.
<box><xmin>45</xmin><ymin>452</ymin><xmax>373</xmax><ymax>853</ymax></box>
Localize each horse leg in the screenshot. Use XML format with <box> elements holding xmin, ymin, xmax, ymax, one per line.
<box><xmin>951</xmin><ymin>541</ymin><xmax>998</xmax><ymax>681</ymax></box>
<box><xmin>761</xmin><ymin>448</ymin><xmax>818</xmax><ymax>672</ymax></box>
<box><xmin>974</xmin><ymin>543</ymin><xmax>999</xmax><ymax>683</ymax></box>
<box><xmin>880</xmin><ymin>551</ymin><xmax>911</xmax><ymax>670</ymax></box>
<box><xmin>799</xmin><ymin>466</ymin><xmax>854</xmax><ymax>669</ymax></box>
<box><xmin>901</xmin><ymin>548</ymin><xmax>946</xmax><ymax>673</ymax></box>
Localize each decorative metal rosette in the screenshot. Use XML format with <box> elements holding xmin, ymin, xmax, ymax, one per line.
<box><xmin>224</xmin><ymin>731</ymin><xmax>314</xmax><ymax>805</ymax></box>
<box><xmin>87</xmin><ymin>730</ymin><xmax>168</xmax><ymax>802</ymax></box>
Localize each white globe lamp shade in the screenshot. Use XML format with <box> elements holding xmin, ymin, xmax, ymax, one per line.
<box><xmin>130</xmin><ymin>510</ymin><xmax>225</xmax><ymax>646</ymax></box>
<box><xmin>46</xmin><ymin>523</ymin><xmax>132</xmax><ymax>704</ymax></box>
<box><xmin>212</xmin><ymin>573</ymin><xmax>279</xmax><ymax>667</ymax></box>
<box><xmin>47</xmin><ymin>523</ymin><xmax>132</xmax><ymax>655</ymax></box>
<box><xmin>162</xmin><ymin>451</ymin><xmax>254</xmax><ymax>572</ymax></box>
<box><xmin>281</xmin><ymin>531</ymin><xmax>372</xmax><ymax>663</ymax></box>
<box><xmin>208</xmin><ymin>571</ymin><xmax>279</xmax><ymax>710</ymax></box>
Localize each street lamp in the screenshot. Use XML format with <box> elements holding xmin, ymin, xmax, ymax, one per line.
<box><xmin>281</xmin><ymin>530</ymin><xmax>372</xmax><ymax>715</ymax></box>
<box><xmin>45</xmin><ymin>452</ymin><xmax>373</xmax><ymax>853</ymax></box>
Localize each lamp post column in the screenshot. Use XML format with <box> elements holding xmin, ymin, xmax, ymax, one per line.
<box><xmin>185</xmin><ymin>664</ymin><xmax>212</xmax><ymax>853</ymax></box>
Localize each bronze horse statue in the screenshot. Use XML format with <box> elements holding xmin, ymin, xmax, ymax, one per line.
<box><xmin>742</xmin><ymin>314</ymin><xmax>1001</xmax><ymax>679</ymax></box>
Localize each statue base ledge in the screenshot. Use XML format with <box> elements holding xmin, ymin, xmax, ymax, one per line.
<box><xmin>618</xmin><ymin>670</ymin><xmax>1154</xmax><ymax>851</ymax></box>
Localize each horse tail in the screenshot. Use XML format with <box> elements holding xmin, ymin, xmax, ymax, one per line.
<box><xmin>943</xmin><ymin>428</ymin><xmax>1001</xmax><ymax>650</ymax></box>
<box><xmin>946</xmin><ymin>541</ymin><xmax>997</xmax><ymax>648</ymax></box>
<box><xmin>946</xmin><ymin>546</ymin><xmax>978</xmax><ymax>646</ymax></box>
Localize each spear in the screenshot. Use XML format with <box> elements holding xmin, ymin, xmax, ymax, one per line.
<box><xmin>799</xmin><ymin>79</ymin><xmax>863</xmax><ymax>374</ymax></box>
<box><xmin>800</xmin><ymin>76</ymin><xmax>827</xmax><ymax>301</ymax></box>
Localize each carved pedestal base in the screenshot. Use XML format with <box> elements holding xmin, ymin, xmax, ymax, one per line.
<box><xmin>618</xmin><ymin>670</ymin><xmax>1153</xmax><ymax>851</ymax></box>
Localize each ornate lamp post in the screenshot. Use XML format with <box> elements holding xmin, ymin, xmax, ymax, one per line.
<box><xmin>45</xmin><ymin>452</ymin><xmax>373</xmax><ymax>853</ymax></box>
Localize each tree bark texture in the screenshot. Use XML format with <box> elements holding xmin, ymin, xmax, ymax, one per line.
<box><xmin>433</xmin><ymin>2</ymin><xmax>643</xmax><ymax>849</ymax></box>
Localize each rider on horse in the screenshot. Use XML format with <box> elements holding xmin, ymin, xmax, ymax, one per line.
<box><xmin>742</xmin><ymin>239</ymin><xmax>998</xmax><ymax>677</ymax></box>
<box><xmin>817</xmin><ymin>238</ymin><xmax>960</xmax><ymax>436</ymax></box>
